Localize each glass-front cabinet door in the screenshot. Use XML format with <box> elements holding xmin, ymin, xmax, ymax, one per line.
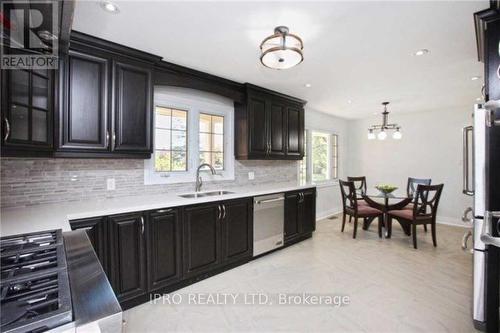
<box><xmin>1</xmin><ymin>68</ymin><xmax>53</xmax><ymax>152</ymax></box>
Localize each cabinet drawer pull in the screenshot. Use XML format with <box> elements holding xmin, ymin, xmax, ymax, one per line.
<box><xmin>4</xmin><ymin>118</ymin><xmax>10</xmax><ymax>141</ymax></box>
<box><xmin>156</xmin><ymin>208</ymin><xmax>173</xmax><ymax>214</ymax></box>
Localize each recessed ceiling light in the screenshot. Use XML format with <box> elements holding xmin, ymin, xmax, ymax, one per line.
<box><xmin>414</xmin><ymin>49</ymin><xmax>429</xmax><ymax>56</ymax></box>
<box><xmin>304</xmin><ymin>83</ymin><xmax>312</xmax><ymax>88</ymax></box>
<box><xmin>476</xmin><ymin>97</ymin><xmax>483</xmax><ymax>101</ymax></box>
<box><xmin>347</xmin><ymin>100</ymin><xmax>352</xmax><ymax>104</ymax></box>
<box><xmin>471</xmin><ymin>76</ymin><xmax>481</xmax><ymax>81</ymax></box>
<box><xmin>100</xmin><ymin>1</ymin><xmax>120</xmax><ymax>13</ymax></box>
<box><xmin>37</xmin><ymin>30</ymin><xmax>57</xmax><ymax>41</ymax></box>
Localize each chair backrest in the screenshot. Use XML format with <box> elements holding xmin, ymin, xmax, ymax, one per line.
<box><xmin>339</xmin><ymin>180</ymin><xmax>358</xmax><ymax>212</ymax></box>
<box><xmin>413</xmin><ymin>184</ymin><xmax>444</xmax><ymax>220</ymax></box>
<box><xmin>347</xmin><ymin>176</ymin><xmax>367</xmax><ymax>195</ymax></box>
<box><xmin>407</xmin><ymin>177</ymin><xmax>431</xmax><ymax>198</ymax></box>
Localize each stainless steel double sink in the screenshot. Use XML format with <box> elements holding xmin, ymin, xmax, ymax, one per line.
<box><xmin>178</xmin><ymin>190</ymin><xmax>234</xmax><ymax>199</ymax></box>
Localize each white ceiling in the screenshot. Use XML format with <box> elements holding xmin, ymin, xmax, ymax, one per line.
<box><xmin>73</xmin><ymin>1</ymin><xmax>488</xmax><ymax>119</ymax></box>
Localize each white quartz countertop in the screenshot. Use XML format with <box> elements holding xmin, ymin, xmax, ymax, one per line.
<box><xmin>1</xmin><ymin>183</ymin><xmax>316</xmax><ymax>237</ymax></box>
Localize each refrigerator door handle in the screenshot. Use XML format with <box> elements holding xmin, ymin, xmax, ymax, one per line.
<box><xmin>480</xmin><ymin>211</ymin><xmax>500</xmax><ymax>247</ymax></box>
<box><xmin>462</xmin><ymin>207</ymin><xmax>474</xmax><ymax>224</ymax></box>
<box><xmin>462</xmin><ymin>125</ymin><xmax>474</xmax><ymax>195</ymax></box>
<box><xmin>462</xmin><ymin>230</ymin><xmax>473</xmax><ymax>253</ymax></box>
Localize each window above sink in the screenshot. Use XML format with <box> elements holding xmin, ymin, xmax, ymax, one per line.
<box><xmin>144</xmin><ymin>87</ymin><xmax>235</xmax><ymax>185</ymax></box>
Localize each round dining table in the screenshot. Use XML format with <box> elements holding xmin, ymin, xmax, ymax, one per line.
<box><xmin>359</xmin><ymin>190</ymin><xmax>413</xmax><ymax>238</ymax></box>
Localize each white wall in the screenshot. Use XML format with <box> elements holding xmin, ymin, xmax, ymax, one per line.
<box><xmin>305</xmin><ymin>109</ymin><xmax>349</xmax><ymax>220</ymax></box>
<box><xmin>347</xmin><ymin>107</ymin><xmax>473</xmax><ymax>225</ymax></box>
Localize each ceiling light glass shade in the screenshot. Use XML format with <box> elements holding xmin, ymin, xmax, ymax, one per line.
<box><xmin>100</xmin><ymin>1</ymin><xmax>120</xmax><ymax>13</ymax></box>
<box><xmin>393</xmin><ymin>129</ymin><xmax>402</xmax><ymax>140</ymax></box>
<box><xmin>377</xmin><ymin>131</ymin><xmax>387</xmax><ymax>140</ymax></box>
<box><xmin>260</xmin><ymin>26</ymin><xmax>303</xmax><ymax>70</ymax></box>
<box><xmin>367</xmin><ymin>130</ymin><xmax>376</xmax><ymax>140</ymax></box>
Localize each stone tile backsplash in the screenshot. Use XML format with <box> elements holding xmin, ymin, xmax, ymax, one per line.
<box><xmin>0</xmin><ymin>158</ymin><xmax>298</xmax><ymax>208</ymax></box>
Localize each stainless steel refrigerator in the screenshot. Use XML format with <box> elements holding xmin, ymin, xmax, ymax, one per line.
<box><xmin>468</xmin><ymin>6</ymin><xmax>500</xmax><ymax>332</ymax></box>
<box><xmin>464</xmin><ymin>104</ymin><xmax>500</xmax><ymax>332</ymax></box>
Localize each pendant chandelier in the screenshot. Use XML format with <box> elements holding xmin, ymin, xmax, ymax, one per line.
<box><xmin>367</xmin><ymin>102</ymin><xmax>402</xmax><ymax>140</ymax></box>
<box><xmin>260</xmin><ymin>26</ymin><xmax>304</xmax><ymax>70</ymax></box>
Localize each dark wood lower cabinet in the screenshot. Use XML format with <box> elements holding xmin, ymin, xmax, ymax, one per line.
<box><xmin>285</xmin><ymin>188</ymin><xmax>316</xmax><ymax>244</ymax></box>
<box><xmin>146</xmin><ymin>208</ymin><xmax>182</xmax><ymax>291</ymax></box>
<box><xmin>69</xmin><ymin>216</ymin><xmax>107</xmax><ymax>272</ymax></box>
<box><xmin>108</xmin><ymin>212</ymin><xmax>147</xmax><ymax>302</ymax></box>
<box><xmin>69</xmin><ymin>189</ymin><xmax>313</xmax><ymax>309</ymax></box>
<box><xmin>221</xmin><ymin>198</ymin><xmax>253</xmax><ymax>264</ymax></box>
<box><xmin>183</xmin><ymin>203</ymin><xmax>222</xmax><ymax>278</ymax></box>
<box><xmin>284</xmin><ymin>192</ymin><xmax>301</xmax><ymax>242</ymax></box>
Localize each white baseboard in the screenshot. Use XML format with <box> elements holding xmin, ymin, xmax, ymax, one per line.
<box><xmin>436</xmin><ymin>215</ymin><xmax>468</xmax><ymax>228</ymax></box>
<box><xmin>317</xmin><ymin>211</ymin><xmax>468</xmax><ymax>228</ymax></box>
<box><xmin>316</xmin><ymin>208</ymin><xmax>342</xmax><ymax>221</ymax></box>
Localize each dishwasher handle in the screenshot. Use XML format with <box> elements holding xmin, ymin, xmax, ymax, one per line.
<box><xmin>255</xmin><ymin>197</ymin><xmax>285</xmax><ymax>205</ymax></box>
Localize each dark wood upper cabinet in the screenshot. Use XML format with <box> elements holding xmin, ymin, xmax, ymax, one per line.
<box><xmin>286</xmin><ymin>104</ymin><xmax>304</xmax><ymax>158</ymax></box>
<box><xmin>54</xmin><ymin>31</ymin><xmax>158</xmax><ymax>158</ymax></box>
<box><xmin>146</xmin><ymin>208</ymin><xmax>182</xmax><ymax>291</ymax></box>
<box><xmin>59</xmin><ymin>49</ymin><xmax>109</xmax><ymax>151</ymax></box>
<box><xmin>221</xmin><ymin>198</ymin><xmax>253</xmax><ymax>264</ymax></box>
<box><xmin>183</xmin><ymin>203</ymin><xmax>222</xmax><ymax>278</ymax></box>
<box><xmin>269</xmin><ymin>99</ymin><xmax>286</xmax><ymax>157</ymax></box>
<box><xmin>112</xmin><ymin>61</ymin><xmax>152</xmax><ymax>153</ymax></box>
<box><xmin>235</xmin><ymin>84</ymin><xmax>305</xmax><ymax>160</ymax></box>
<box><xmin>1</xmin><ymin>67</ymin><xmax>54</xmax><ymax>156</ymax></box>
<box><xmin>247</xmin><ymin>92</ymin><xmax>268</xmax><ymax>158</ymax></box>
<box><xmin>108</xmin><ymin>212</ymin><xmax>147</xmax><ymax>302</ymax></box>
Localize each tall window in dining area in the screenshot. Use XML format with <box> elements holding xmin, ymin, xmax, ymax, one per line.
<box><xmin>154</xmin><ymin>107</ymin><xmax>188</xmax><ymax>172</ymax></box>
<box><xmin>199</xmin><ymin>113</ymin><xmax>224</xmax><ymax>170</ymax></box>
<box><xmin>300</xmin><ymin>131</ymin><xmax>339</xmax><ymax>184</ymax></box>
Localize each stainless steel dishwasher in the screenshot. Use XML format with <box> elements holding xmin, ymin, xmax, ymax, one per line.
<box><xmin>253</xmin><ymin>193</ymin><xmax>285</xmax><ymax>256</ymax></box>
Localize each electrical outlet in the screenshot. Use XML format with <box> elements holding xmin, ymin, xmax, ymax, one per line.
<box><xmin>107</xmin><ymin>178</ymin><xmax>116</xmax><ymax>191</ymax></box>
<box><xmin>248</xmin><ymin>172</ymin><xmax>255</xmax><ymax>180</ymax></box>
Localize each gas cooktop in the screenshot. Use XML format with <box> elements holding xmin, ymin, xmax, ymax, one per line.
<box><xmin>0</xmin><ymin>230</ymin><xmax>72</xmax><ymax>333</ymax></box>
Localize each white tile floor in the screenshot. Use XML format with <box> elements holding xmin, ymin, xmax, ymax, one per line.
<box><xmin>124</xmin><ymin>217</ymin><xmax>476</xmax><ymax>332</ymax></box>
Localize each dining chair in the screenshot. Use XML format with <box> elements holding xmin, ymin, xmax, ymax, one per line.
<box><xmin>339</xmin><ymin>180</ymin><xmax>384</xmax><ymax>239</ymax></box>
<box><xmin>347</xmin><ymin>176</ymin><xmax>368</xmax><ymax>223</ymax></box>
<box><xmin>405</xmin><ymin>177</ymin><xmax>432</xmax><ymax>231</ymax></box>
<box><xmin>387</xmin><ymin>184</ymin><xmax>444</xmax><ymax>249</ymax></box>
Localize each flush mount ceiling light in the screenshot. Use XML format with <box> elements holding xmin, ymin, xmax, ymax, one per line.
<box><xmin>414</xmin><ymin>49</ymin><xmax>429</xmax><ymax>56</ymax></box>
<box><xmin>100</xmin><ymin>1</ymin><xmax>120</xmax><ymax>13</ymax></box>
<box><xmin>367</xmin><ymin>102</ymin><xmax>402</xmax><ymax>140</ymax></box>
<box><xmin>260</xmin><ymin>26</ymin><xmax>303</xmax><ymax>70</ymax></box>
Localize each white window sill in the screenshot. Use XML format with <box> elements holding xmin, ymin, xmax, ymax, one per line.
<box><xmin>308</xmin><ymin>180</ymin><xmax>339</xmax><ymax>189</ymax></box>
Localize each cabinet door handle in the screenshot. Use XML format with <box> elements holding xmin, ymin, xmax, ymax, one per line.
<box><xmin>217</xmin><ymin>204</ymin><xmax>222</xmax><ymax>220</ymax></box>
<box><xmin>222</xmin><ymin>204</ymin><xmax>226</xmax><ymax>219</ymax></box>
<box><xmin>111</xmin><ymin>131</ymin><xmax>116</xmax><ymax>150</ymax></box>
<box><xmin>157</xmin><ymin>208</ymin><xmax>173</xmax><ymax>214</ymax></box>
<box><xmin>140</xmin><ymin>216</ymin><xmax>145</xmax><ymax>235</ymax></box>
<box><xmin>4</xmin><ymin>118</ymin><xmax>10</xmax><ymax>141</ymax></box>
<box><xmin>106</xmin><ymin>130</ymin><xmax>110</xmax><ymax>147</ymax></box>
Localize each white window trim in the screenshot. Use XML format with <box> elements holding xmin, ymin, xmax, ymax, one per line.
<box><xmin>144</xmin><ymin>87</ymin><xmax>234</xmax><ymax>185</ymax></box>
<box><xmin>299</xmin><ymin>129</ymin><xmax>339</xmax><ymax>186</ymax></box>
